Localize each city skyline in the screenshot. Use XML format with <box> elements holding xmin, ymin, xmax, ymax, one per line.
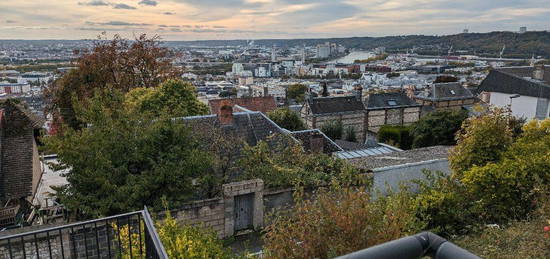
<box><xmin>0</xmin><ymin>0</ymin><xmax>549</xmax><ymax>40</ymax></box>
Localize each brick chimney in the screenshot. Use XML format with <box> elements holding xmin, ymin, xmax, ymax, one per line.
<box><xmin>219</xmin><ymin>103</ymin><xmax>234</xmax><ymax>125</ymax></box>
<box><xmin>309</xmin><ymin>132</ymin><xmax>325</xmax><ymax>153</ymax></box>
<box><xmin>533</xmin><ymin>65</ymin><xmax>545</xmax><ymax>80</ymax></box>
<box><xmin>353</xmin><ymin>85</ymin><xmax>363</xmax><ymax>102</ymax></box>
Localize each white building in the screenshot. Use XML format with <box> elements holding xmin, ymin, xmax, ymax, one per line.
<box><xmin>479</xmin><ymin>65</ymin><xmax>550</xmax><ymax>120</ymax></box>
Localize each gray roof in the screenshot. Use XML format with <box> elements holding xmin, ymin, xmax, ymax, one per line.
<box><xmin>415</xmin><ymin>83</ymin><xmax>474</xmax><ymax>101</ymax></box>
<box><xmin>334</xmin><ymin>145</ymin><xmax>398</xmax><ymax>160</ymax></box>
<box><xmin>478</xmin><ymin>66</ymin><xmax>550</xmax><ymax>99</ymax></box>
<box><xmin>366</xmin><ymin>92</ymin><xmax>420</xmax><ymax>110</ymax></box>
<box><xmin>307</xmin><ymin>96</ymin><xmax>365</xmax><ymax>115</ymax></box>
<box><xmin>348</xmin><ymin>146</ymin><xmax>452</xmax><ymax>170</ymax></box>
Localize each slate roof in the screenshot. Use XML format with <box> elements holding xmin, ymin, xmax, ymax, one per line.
<box><xmin>366</xmin><ymin>92</ymin><xmax>420</xmax><ymax>110</ymax></box>
<box><xmin>307</xmin><ymin>96</ymin><xmax>365</xmax><ymax>115</ymax></box>
<box><xmin>415</xmin><ymin>83</ymin><xmax>474</xmax><ymax>101</ymax></box>
<box><xmin>291</xmin><ymin>130</ymin><xmax>343</xmax><ymax>153</ymax></box>
<box><xmin>209</xmin><ymin>96</ymin><xmax>277</xmax><ymax>115</ymax></box>
<box><xmin>180</xmin><ymin>111</ymin><xmax>342</xmax><ymax>154</ymax></box>
<box><xmin>348</xmin><ymin>145</ymin><xmax>452</xmax><ymax>170</ymax></box>
<box><xmin>478</xmin><ymin>66</ymin><xmax>550</xmax><ymax>99</ymax></box>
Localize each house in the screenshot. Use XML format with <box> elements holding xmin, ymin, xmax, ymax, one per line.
<box><xmin>301</xmin><ymin>86</ymin><xmax>366</xmax><ymax>142</ymax></box>
<box><xmin>208</xmin><ymin>96</ymin><xmax>277</xmax><ymax>115</ymax></box>
<box><xmin>413</xmin><ymin>82</ymin><xmax>475</xmax><ymax>111</ymax></box>
<box><xmin>0</xmin><ymin>100</ymin><xmax>44</xmax><ymax>227</ymax></box>
<box><xmin>349</xmin><ymin>145</ymin><xmax>452</xmax><ymax>195</ymax></box>
<box><xmin>365</xmin><ymin>92</ymin><xmax>422</xmax><ymax>132</ymax></box>
<box><xmin>478</xmin><ymin>65</ymin><xmax>549</xmax><ymax>119</ymax></box>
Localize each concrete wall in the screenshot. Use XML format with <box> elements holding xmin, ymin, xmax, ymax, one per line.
<box><xmin>490</xmin><ymin>92</ymin><xmax>549</xmax><ymax>119</ymax></box>
<box><xmin>371</xmin><ymin>159</ymin><xmax>451</xmax><ymax>196</ymax></box>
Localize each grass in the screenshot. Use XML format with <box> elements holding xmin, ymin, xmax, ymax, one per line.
<box><xmin>453</xmin><ymin>203</ymin><xmax>550</xmax><ymax>259</ymax></box>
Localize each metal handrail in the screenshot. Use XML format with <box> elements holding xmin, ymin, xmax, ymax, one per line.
<box><xmin>142</xmin><ymin>206</ymin><xmax>169</xmax><ymax>259</ymax></box>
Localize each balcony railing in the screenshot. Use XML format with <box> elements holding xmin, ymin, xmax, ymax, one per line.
<box><xmin>0</xmin><ymin>207</ymin><xmax>168</xmax><ymax>259</ymax></box>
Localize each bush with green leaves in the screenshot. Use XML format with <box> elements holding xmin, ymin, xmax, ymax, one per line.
<box><xmin>267</xmin><ymin>108</ymin><xmax>307</xmax><ymax>131</ymax></box>
<box><xmin>377</xmin><ymin>125</ymin><xmax>412</xmax><ymax>149</ymax></box>
<box><xmin>320</xmin><ymin>120</ymin><xmax>343</xmax><ymax>140</ymax></box>
<box><xmin>344</xmin><ymin>126</ymin><xmax>357</xmax><ymax>142</ymax></box>
<box><xmin>410</xmin><ymin>109</ymin><xmax>468</xmax><ymax>148</ymax></box>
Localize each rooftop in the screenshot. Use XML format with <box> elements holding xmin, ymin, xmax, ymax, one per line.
<box><xmin>348</xmin><ymin>145</ymin><xmax>452</xmax><ymax>170</ymax></box>
<box><xmin>478</xmin><ymin>66</ymin><xmax>550</xmax><ymax>99</ymax></box>
<box><xmin>307</xmin><ymin>95</ymin><xmax>365</xmax><ymax>115</ymax></box>
<box><xmin>366</xmin><ymin>92</ymin><xmax>420</xmax><ymax>110</ymax></box>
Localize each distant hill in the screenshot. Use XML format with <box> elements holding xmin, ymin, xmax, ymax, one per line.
<box><xmin>169</xmin><ymin>31</ymin><xmax>550</xmax><ymax>58</ymax></box>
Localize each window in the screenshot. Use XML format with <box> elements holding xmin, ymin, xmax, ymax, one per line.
<box><xmin>450</xmin><ymin>90</ymin><xmax>456</xmax><ymax>95</ymax></box>
<box><xmin>387</xmin><ymin>100</ymin><xmax>397</xmax><ymax>106</ymax></box>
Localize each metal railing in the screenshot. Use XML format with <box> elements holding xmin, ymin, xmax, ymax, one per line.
<box><xmin>0</xmin><ymin>207</ymin><xmax>168</xmax><ymax>259</ymax></box>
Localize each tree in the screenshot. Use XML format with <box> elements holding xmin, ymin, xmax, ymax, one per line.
<box><xmin>237</xmin><ymin>136</ymin><xmax>361</xmax><ymax>189</ymax></box>
<box><xmin>46</xmin><ymin>88</ymin><xmax>211</xmax><ymax>218</ymax></box>
<box><xmin>434</xmin><ymin>75</ymin><xmax>458</xmax><ymax>83</ymax></box>
<box><xmin>45</xmin><ymin>34</ymin><xmax>179</xmax><ymax>129</ymax></box>
<box><xmin>410</xmin><ymin>110</ymin><xmax>468</xmax><ymax>148</ymax></box>
<box><xmin>263</xmin><ymin>187</ymin><xmax>423</xmax><ymax>258</ymax></box>
<box><xmin>449</xmin><ymin>107</ymin><xmax>513</xmax><ymax>177</ymax></box>
<box><xmin>378</xmin><ymin>125</ymin><xmax>412</xmax><ymax>150</ymax></box>
<box><xmin>320</xmin><ymin>120</ymin><xmax>343</xmax><ymax>140</ymax></box>
<box><xmin>125</xmin><ymin>79</ymin><xmax>208</xmax><ymax>118</ymax></box>
<box><xmin>267</xmin><ymin>108</ymin><xmax>307</xmax><ymax>131</ymax></box>
<box><xmin>286</xmin><ymin>84</ymin><xmax>308</xmax><ymax>103</ymax></box>
<box><xmin>344</xmin><ymin>126</ymin><xmax>357</xmax><ymax>142</ymax></box>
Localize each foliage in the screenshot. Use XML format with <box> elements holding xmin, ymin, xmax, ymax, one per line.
<box><xmin>125</xmin><ymin>79</ymin><xmax>208</xmax><ymax>118</ymax></box>
<box><xmin>410</xmin><ymin>110</ymin><xmax>468</xmax><ymax>148</ymax></box>
<box><xmin>378</xmin><ymin>125</ymin><xmax>412</xmax><ymax>150</ymax></box>
<box><xmin>434</xmin><ymin>75</ymin><xmax>458</xmax><ymax>83</ymax></box>
<box><xmin>267</xmin><ymin>108</ymin><xmax>307</xmax><ymax>131</ymax></box>
<box><xmin>320</xmin><ymin>120</ymin><xmax>343</xmax><ymax>140</ymax></box>
<box><xmin>237</xmin><ymin>136</ymin><xmax>363</xmax><ymax>189</ymax></box>
<box><xmin>449</xmin><ymin>107</ymin><xmax>513</xmax><ymax>177</ymax></box>
<box><xmin>46</xmin><ymin>90</ymin><xmax>212</xmax><ymax>217</ymax></box>
<box><xmin>263</xmin><ymin>186</ymin><xmax>424</xmax><ymax>259</ymax></box>
<box><xmin>386</xmin><ymin>72</ymin><xmax>400</xmax><ymax>78</ymax></box>
<box><xmin>453</xmin><ymin>192</ymin><xmax>550</xmax><ymax>259</ymax></box>
<box><xmin>111</xmin><ymin>222</ymin><xmax>145</xmax><ymax>259</ymax></box>
<box><xmin>460</xmin><ymin>119</ymin><xmax>550</xmax><ymax>222</ymax></box>
<box><xmin>344</xmin><ymin>126</ymin><xmax>357</xmax><ymax>142</ymax></box>
<box><xmin>45</xmin><ymin>34</ymin><xmax>178</xmax><ymax>129</ymax></box>
<box><xmin>286</xmin><ymin>84</ymin><xmax>308</xmax><ymax>103</ymax></box>
<box><xmin>156</xmin><ymin>210</ymin><xmax>234</xmax><ymax>259</ymax></box>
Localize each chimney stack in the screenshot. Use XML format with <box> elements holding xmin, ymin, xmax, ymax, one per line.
<box><xmin>533</xmin><ymin>65</ymin><xmax>545</xmax><ymax>81</ymax></box>
<box><xmin>309</xmin><ymin>132</ymin><xmax>325</xmax><ymax>153</ymax></box>
<box><xmin>219</xmin><ymin>102</ymin><xmax>234</xmax><ymax>125</ymax></box>
<box><xmin>263</xmin><ymin>86</ymin><xmax>269</xmax><ymax>97</ymax></box>
<box><xmin>353</xmin><ymin>85</ymin><xmax>363</xmax><ymax>102</ymax></box>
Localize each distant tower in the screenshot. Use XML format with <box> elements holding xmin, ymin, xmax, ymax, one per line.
<box><xmin>301</xmin><ymin>44</ymin><xmax>306</xmax><ymax>64</ymax></box>
<box><xmin>463</xmin><ymin>28</ymin><xmax>469</xmax><ymax>33</ymax></box>
<box><xmin>271</xmin><ymin>44</ymin><xmax>276</xmax><ymax>62</ymax></box>
<box><xmin>530</xmin><ymin>54</ymin><xmax>536</xmax><ymax>67</ymax></box>
<box><xmin>519</xmin><ymin>27</ymin><xmax>527</xmax><ymax>33</ymax></box>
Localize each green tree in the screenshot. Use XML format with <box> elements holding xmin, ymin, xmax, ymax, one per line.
<box><xmin>449</xmin><ymin>108</ymin><xmax>513</xmax><ymax>177</ymax></box>
<box><xmin>45</xmin><ymin>34</ymin><xmax>178</xmax><ymax>129</ymax></box>
<box><xmin>378</xmin><ymin>125</ymin><xmax>412</xmax><ymax>150</ymax></box>
<box><xmin>267</xmin><ymin>108</ymin><xmax>307</xmax><ymax>131</ymax></box>
<box><xmin>410</xmin><ymin>110</ymin><xmax>468</xmax><ymax>148</ymax></box>
<box><xmin>46</xmin><ymin>89</ymin><xmax>211</xmax><ymax>218</ymax></box>
<box><xmin>125</xmin><ymin>79</ymin><xmax>208</xmax><ymax>118</ymax></box>
<box><xmin>320</xmin><ymin>120</ymin><xmax>343</xmax><ymax>140</ymax></box>
<box><xmin>237</xmin><ymin>136</ymin><xmax>361</xmax><ymax>189</ymax></box>
<box><xmin>286</xmin><ymin>84</ymin><xmax>308</xmax><ymax>103</ymax></box>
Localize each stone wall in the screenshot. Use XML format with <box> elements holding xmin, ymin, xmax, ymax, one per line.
<box><xmin>171</xmin><ymin>198</ymin><xmax>225</xmax><ymax>237</ymax></box>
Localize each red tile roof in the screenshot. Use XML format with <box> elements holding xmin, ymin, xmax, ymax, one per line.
<box><xmin>208</xmin><ymin>96</ymin><xmax>277</xmax><ymax>115</ymax></box>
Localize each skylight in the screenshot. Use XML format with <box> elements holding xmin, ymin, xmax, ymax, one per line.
<box><xmin>387</xmin><ymin>100</ymin><xmax>397</xmax><ymax>106</ymax></box>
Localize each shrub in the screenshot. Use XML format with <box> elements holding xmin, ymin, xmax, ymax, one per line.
<box><xmin>263</xmin><ymin>187</ymin><xmax>424</xmax><ymax>259</ymax></box>
<box><xmin>378</xmin><ymin>125</ymin><xmax>412</xmax><ymax>149</ymax></box>
<box><xmin>410</xmin><ymin>110</ymin><xmax>468</xmax><ymax>148</ymax></box>
<box><xmin>268</xmin><ymin>108</ymin><xmax>307</xmax><ymax>131</ymax></box>
<box><xmin>344</xmin><ymin>126</ymin><xmax>357</xmax><ymax>142</ymax></box>
<box><xmin>320</xmin><ymin>120</ymin><xmax>343</xmax><ymax>140</ymax></box>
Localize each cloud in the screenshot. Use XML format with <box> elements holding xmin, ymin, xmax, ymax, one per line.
<box><xmin>78</xmin><ymin>1</ymin><xmax>110</xmax><ymax>6</ymax></box>
<box><xmin>87</xmin><ymin>21</ymin><xmax>152</xmax><ymax>26</ymax></box>
<box><xmin>163</xmin><ymin>12</ymin><xmax>175</xmax><ymax>15</ymax></box>
<box><xmin>113</xmin><ymin>3</ymin><xmax>136</xmax><ymax>9</ymax></box>
<box><xmin>139</xmin><ymin>0</ymin><xmax>158</xmax><ymax>6</ymax></box>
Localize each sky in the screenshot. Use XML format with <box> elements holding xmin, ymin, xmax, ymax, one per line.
<box><xmin>0</xmin><ymin>0</ymin><xmax>548</xmax><ymax>40</ymax></box>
